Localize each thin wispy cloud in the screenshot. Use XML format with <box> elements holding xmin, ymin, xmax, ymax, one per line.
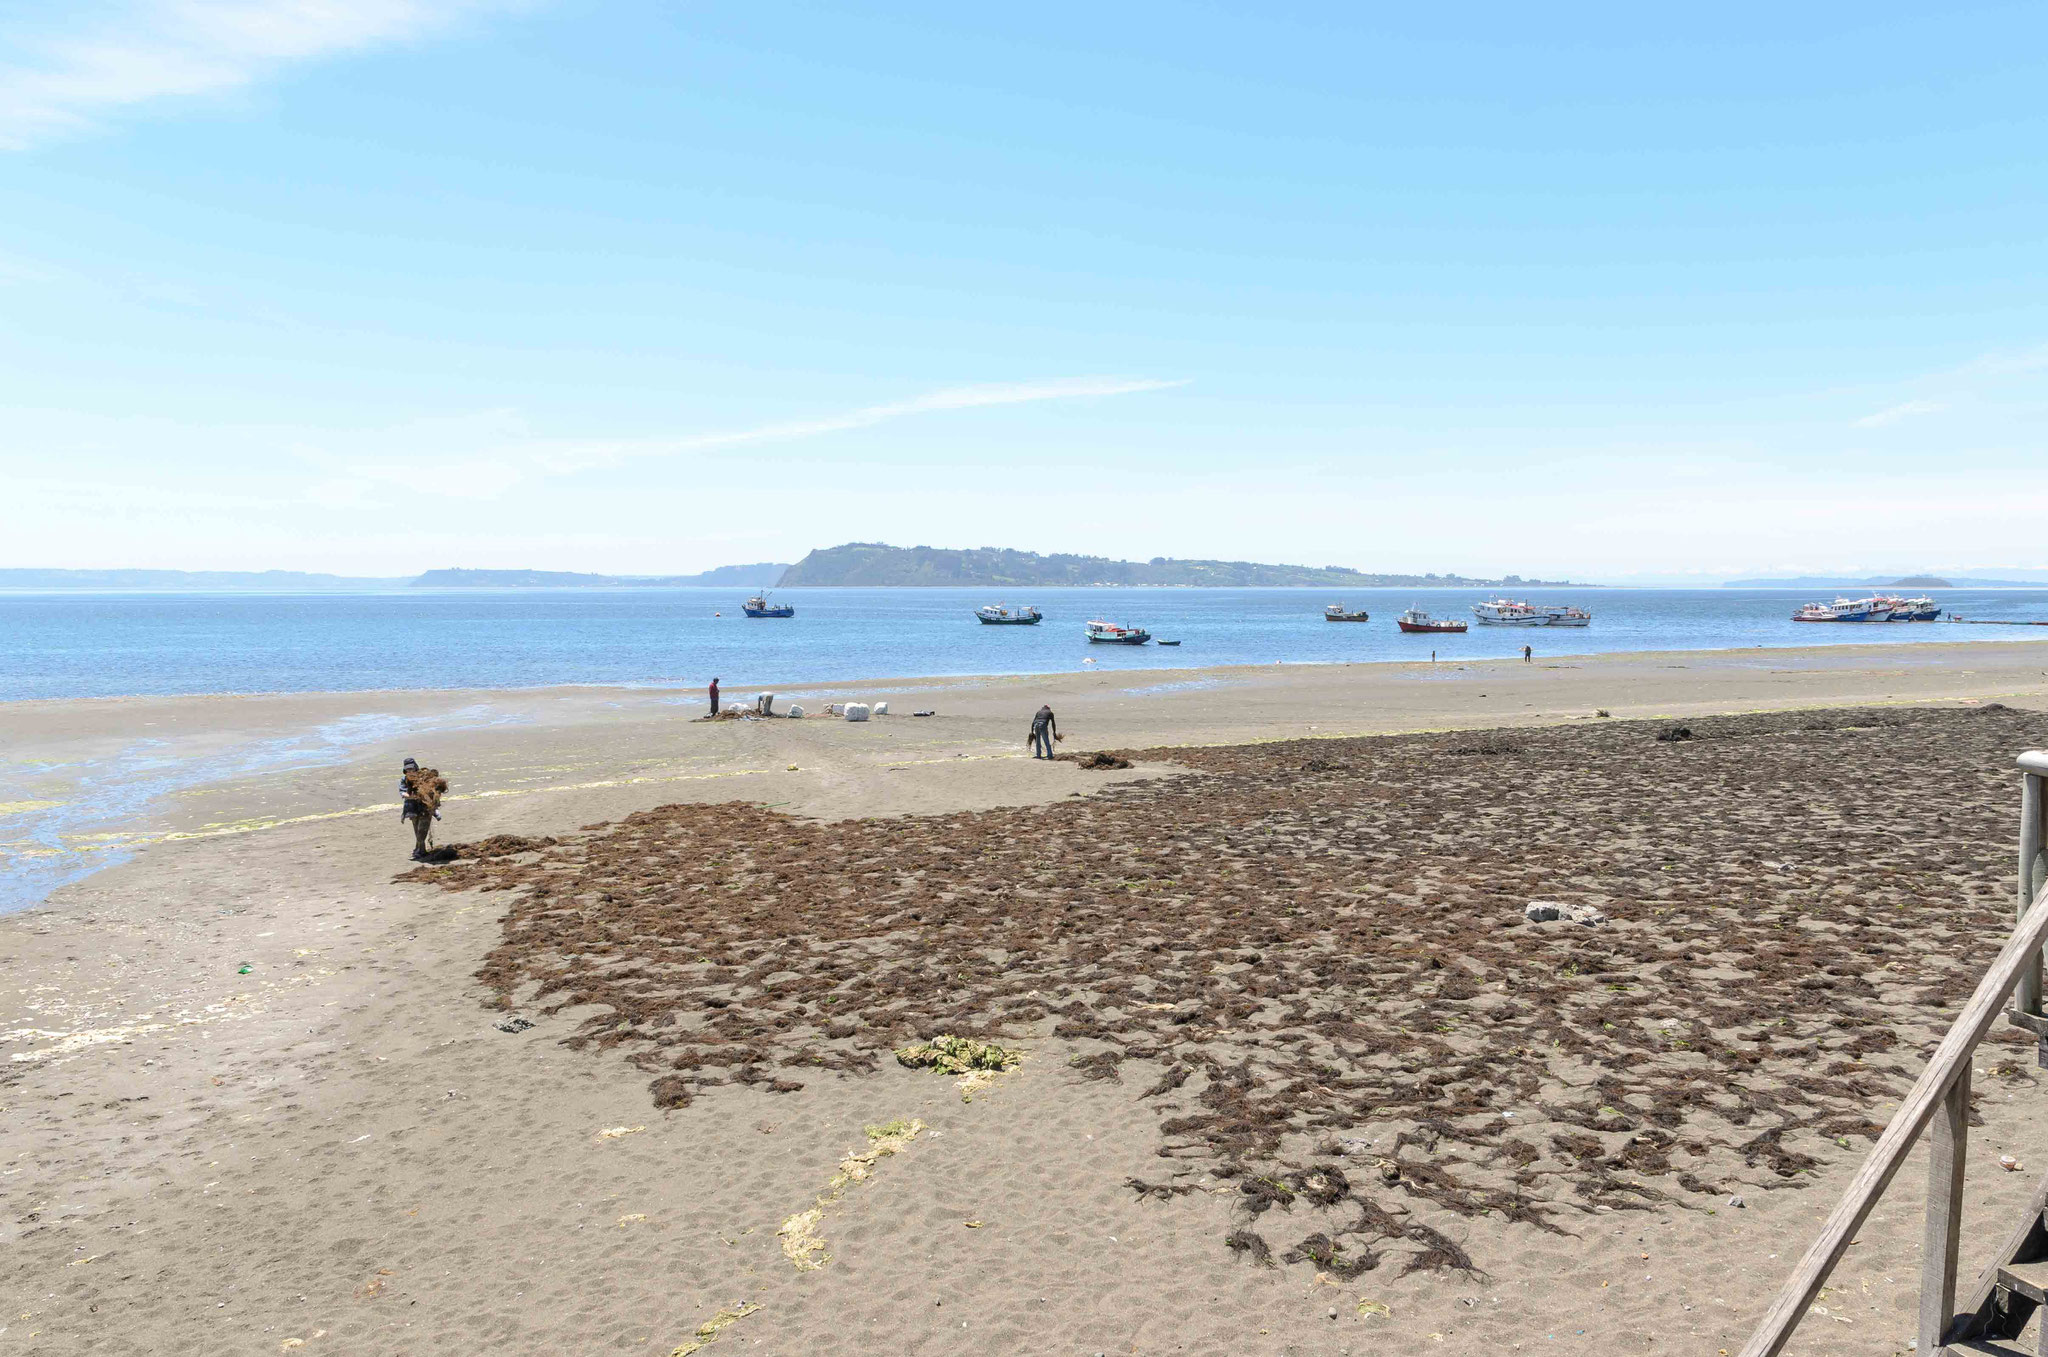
<box><xmin>307</xmin><ymin>376</ymin><xmax>1188</xmax><ymax>503</ymax></box>
<box><xmin>531</xmin><ymin>375</ymin><xmax>1191</xmax><ymax>475</ymax></box>
<box><xmin>0</xmin><ymin>1</ymin><xmax>501</xmax><ymax>149</ymax></box>
<box><xmin>1852</xmin><ymin>399</ymin><xmax>1946</xmax><ymax>428</ymax></box>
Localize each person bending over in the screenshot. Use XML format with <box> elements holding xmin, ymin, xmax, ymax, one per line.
<box><xmin>1029</xmin><ymin>704</ymin><xmax>1061</xmax><ymax>760</ymax></box>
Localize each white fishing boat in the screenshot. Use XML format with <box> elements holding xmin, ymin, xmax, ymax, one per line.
<box><xmin>1084</xmin><ymin>619</ymin><xmax>1151</xmax><ymax>645</ymax></box>
<box><xmin>975</xmin><ymin>603</ymin><xmax>1041</xmax><ymax>625</ymax></box>
<box><xmin>1540</xmin><ymin>604</ymin><xmax>1592</xmax><ymax>627</ymax></box>
<box><xmin>1791</xmin><ymin>601</ymin><xmax>1840</xmax><ymax>622</ymax></box>
<box><xmin>1830</xmin><ymin>596</ymin><xmax>1887</xmax><ymax>622</ymax></box>
<box><xmin>1471</xmin><ymin>598</ymin><xmax>1549</xmax><ymax>626</ymax></box>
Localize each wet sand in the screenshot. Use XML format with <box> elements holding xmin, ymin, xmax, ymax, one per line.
<box><xmin>5</xmin><ymin>638</ymin><xmax>2048</xmax><ymax>1355</ymax></box>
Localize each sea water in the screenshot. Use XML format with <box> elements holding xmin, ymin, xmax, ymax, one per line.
<box><xmin>5</xmin><ymin>585</ymin><xmax>2046</xmax><ymax>912</ymax></box>
<box><xmin>5</xmin><ymin>586</ymin><xmax>2048</xmax><ymax>703</ymax></box>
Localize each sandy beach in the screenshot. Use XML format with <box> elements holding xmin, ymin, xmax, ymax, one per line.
<box><xmin>6</xmin><ymin>637</ymin><xmax>2048</xmax><ymax>1356</ymax></box>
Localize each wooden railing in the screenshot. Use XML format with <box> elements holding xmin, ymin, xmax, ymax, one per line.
<box><xmin>1738</xmin><ymin>749</ymin><xmax>2048</xmax><ymax>1357</ymax></box>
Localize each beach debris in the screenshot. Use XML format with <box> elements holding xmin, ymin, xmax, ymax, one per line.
<box><xmin>1596</xmin><ymin>709</ymin><xmax>1611</xmax><ymax>718</ymax></box>
<box><xmin>1357</xmin><ymin>1300</ymin><xmax>1392</xmax><ymax>1319</ymax></box>
<box><xmin>354</xmin><ymin>1270</ymin><xmax>393</xmax><ymax>1300</ymax></box>
<box><xmin>617</xmin><ymin>1213</ymin><xmax>648</xmax><ymax>1226</ymax></box>
<box><xmin>1524</xmin><ymin>901</ymin><xmax>1607</xmax><ymax>926</ymax></box>
<box><xmin>1655</xmin><ymin>726</ymin><xmax>1694</xmax><ymax>743</ymax></box>
<box><xmin>778</xmin><ymin>1118</ymin><xmax>925</xmax><ymax>1271</ymax></box>
<box><xmin>597</xmin><ymin>1124</ymin><xmax>646</xmax><ymax>1140</ymax></box>
<box><xmin>237</xmin><ymin>964</ymin><xmax>251</xmax><ymax>975</ymax></box>
<box><xmin>2001</xmin><ymin>1155</ymin><xmax>2022</xmax><ymax>1172</ymax></box>
<box><xmin>1728</xmin><ymin>1195</ymin><xmax>1746</xmax><ymax>1208</ymax></box>
<box><xmin>897</xmin><ymin>1035</ymin><xmax>1022</xmax><ymax>1101</ymax></box>
<box><xmin>786</xmin><ymin>706</ymin><xmax>804</xmax><ymax>719</ymax></box>
<box><xmin>494</xmin><ymin>1016</ymin><xmax>534</xmax><ymax>1034</ymax></box>
<box><xmin>964</xmin><ymin>1219</ymin><xmax>984</xmax><ymax>1228</ymax></box>
<box><xmin>913</xmin><ymin>709</ymin><xmax>935</xmax><ymax>716</ymax></box>
<box><xmin>897</xmin><ymin>1035</ymin><xmax>1020</xmax><ymax>1074</ymax></box>
<box><xmin>1059</xmin><ymin>751</ymin><xmax>1134</xmax><ymax>770</ymax></box>
<box><xmin>667</xmin><ymin>1302</ymin><xmax>758</xmax><ymax>1356</ymax></box>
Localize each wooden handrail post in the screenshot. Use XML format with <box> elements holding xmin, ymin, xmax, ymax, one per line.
<box><xmin>1918</xmin><ymin>1062</ymin><xmax>1969</xmax><ymax>1353</ymax></box>
<box><xmin>2021</xmin><ymin>759</ymin><xmax>2046</xmax><ymax>1019</ymax></box>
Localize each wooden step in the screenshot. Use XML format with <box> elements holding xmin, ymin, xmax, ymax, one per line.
<box><xmin>2000</xmin><ymin>1259</ymin><xmax>2048</xmax><ymax>1305</ymax></box>
<box><xmin>1944</xmin><ymin>1335</ymin><xmax>2034</xmax><ymax>1355</ymax></box>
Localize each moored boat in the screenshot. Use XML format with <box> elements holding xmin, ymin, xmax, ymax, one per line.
<box><xmin>1323</xmin><ymin>603</ymin><xmax>1371</xmax><ymax>622</ymax></box>
<box><xmin>1471</xmin><ymin>597</ymin><xmax>1549</xmax><ymax>626</ymax></box>
<box><xmin>1830</xmin><ymin>595</ymin><xmax>1887</xmax><ymax>622</ymax></box>
<box><xmin>1084</xmin><ymin>619</ymin><xmax>1151</xmax><ymax>645</ymax></box>
<box><xmin>1396</xmin><ymin>607</ymin><xmax>1467</xmax><ymax>634</ymax></box>
<box><xmin>1877</xmin><ymin>595</ymin><xmax>1941</xmax><ymax>622</ymax></box>
<box><xmin>975</xmin><ymin>603</ymin><xmax>1042</xmax><ymax>625</ymax></box>
<box><xmin>1540</xmin><ymin>603</ymin><xmax>1592</xmax><ymax>627</ymax></box>
<box><xmin>1791</xmin><ymin>601</ymin><xmax>1840</xmax><ymax>622</ymax></box>
<box><xmin>743</xmin><ymin>592</ymin><xmax>795</xmax><ymax>618</ymax></box>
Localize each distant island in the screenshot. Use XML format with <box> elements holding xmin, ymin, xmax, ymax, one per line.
<box><xmin>4</xmin><ymin>551</ymin><xmax>1584</xmax><ymax>591</ymax></box>
<box><xmin>777</xmin><ymin>542</ymin><xmax>1586</xmax><ymax>589</ymax></box>
<box><xmin>411</xmin><ymin>564</ymin><xmax>789</xmax><ymax>588</ymax></box>
<box><xmin>1725</xmin><ymin>574</ymin><xmax>2047</xmax><ymax>589</ymax></box>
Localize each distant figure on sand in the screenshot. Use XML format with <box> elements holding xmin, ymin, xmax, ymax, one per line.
<box><xmin>399</xmin><ymin>757</ymin><xmax>447</xmax><ymax>861</ymax></box>
<box><xmin>1028</xmin><ymin>704</ymin><xmax>1062</xmax><ymax>759</ymax></box>
<box><xmin>709</xmin><ymin>676</ymin><xmax>720</xmax><ymax>716</ymax></box>
<box><xmin>1523</xmin><ymin>644</ymin><xmax>1532</xmax><ymax>663</ymax></box>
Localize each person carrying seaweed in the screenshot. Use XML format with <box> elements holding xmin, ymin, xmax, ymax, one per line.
<box><xmin>399</xmin><ymin>757</ymin><xmax>447</xmax><ymax>861</ymax></box>
<box><xmin>1027</xmin><ymin>703</ymin><xmax>1061</xmax><ymax>760</ymax></box>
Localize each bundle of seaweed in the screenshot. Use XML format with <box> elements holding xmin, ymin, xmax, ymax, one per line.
<box><xmin>404</xmin><ymin>703</ymin><xmax>2040</xmax><ymax>1274</ymax></box>
<box><xmin>401</xmin><ymin>766</ymin><xmax>448</xmax><ymax>813</ymax></box>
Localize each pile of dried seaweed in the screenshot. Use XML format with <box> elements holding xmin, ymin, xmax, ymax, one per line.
<box><xmin>403</xmin><ymin>704</ymin><xmax>2041</xmax><ymax>1273</ymax></box>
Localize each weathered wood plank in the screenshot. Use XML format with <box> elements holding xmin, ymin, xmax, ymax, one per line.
<box><xmin>1737</xmin><ymin>880</ymin><xmax>2048</xmax><ymax>1357</ymax></box>
<box><xmin>1918</xmin><ymin>1064</ymin><xmax>1969</xmax><ymax>1353</ymax></box>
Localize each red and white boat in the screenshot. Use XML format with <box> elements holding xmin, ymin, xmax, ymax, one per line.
<box><xmin>1397</xmin><ymin>607</ymin><xmax>1467</xmax><ymax>634</ymax></box>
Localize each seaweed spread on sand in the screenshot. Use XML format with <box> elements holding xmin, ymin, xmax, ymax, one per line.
<box><xmin>406</xmin><ymin>704</ymin><xmax>2043</xmax><ymax>1275</ymax></box>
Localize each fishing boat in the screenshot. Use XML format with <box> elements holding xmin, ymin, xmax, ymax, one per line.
<box><xmin>1875</xmin><ymin>594</ymin><xmax>1941</xmax><ymax>622</ymax></box>
<box><xmin>1540</xmin><ymin>603</ymin><xmax>1592</xmax><ymax>627</ymax></box>
<box><xmin>1471</xmin><ymin>597</ymin><xmax>1549</xmax><ymax>626</ymax></box>
<box><xmin>742</xmin><ymin>592</ymin><xmax>795</xmax><ymax>618</ymax></box>
<box><xmin>1829</xmin><ymin>595</ymin><xmax>1888</xmax><ymax>622</ymax></box>
<box><xmin>975</xmin><ymin>603</ymin><xmax>1042</xmax><ymax>625</ymax></box>
<box><xmin>1791</xmin><ymin>601</ymin><xmax>1840</xmax><ymax>622</ymax></box>
<box><xmin>1396</xmin><ymin>607</ymin><xmax>1467</xmax><ymax>634</ymax></box>
<box><xmin>1084</xmin><ymin>620</ymin><xmax>1151</xmax><ymax>645</ymax></box>
<box><xmin>1323</xmin><ymin>603</ymin><xmax>1371</xmax><ymax>622</ymax></box>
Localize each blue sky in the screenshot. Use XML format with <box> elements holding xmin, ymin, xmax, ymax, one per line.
<box><xmin>1</xmin><ymin>1</ymin><xmax>2042</xmax><ymax>581</ymax></box>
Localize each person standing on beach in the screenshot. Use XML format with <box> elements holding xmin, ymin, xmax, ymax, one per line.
<box><xmin>1029</xmin><ymin>704</ymin><xmax>1061</xmax><ymax>759</ymax></box>
<box><xmin>708</xmin><ymin>676</ymin><xmax>720</xmax><ymax>716</ymax></box>
<box><xmin>1522</xmin><ymin>644</ymin><xmax>1532</xmax><ymax>663</ymax></box>
<box><xmin>399</xmin><ymin>757</ymin><xmax>442</xmax><ymax>861</ymax></box>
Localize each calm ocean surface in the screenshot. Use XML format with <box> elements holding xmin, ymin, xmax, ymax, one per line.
<box><xmin>6</xmin><ymin>586</ymin><xmax>2048</xmax><ymax>702</ymax></box>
